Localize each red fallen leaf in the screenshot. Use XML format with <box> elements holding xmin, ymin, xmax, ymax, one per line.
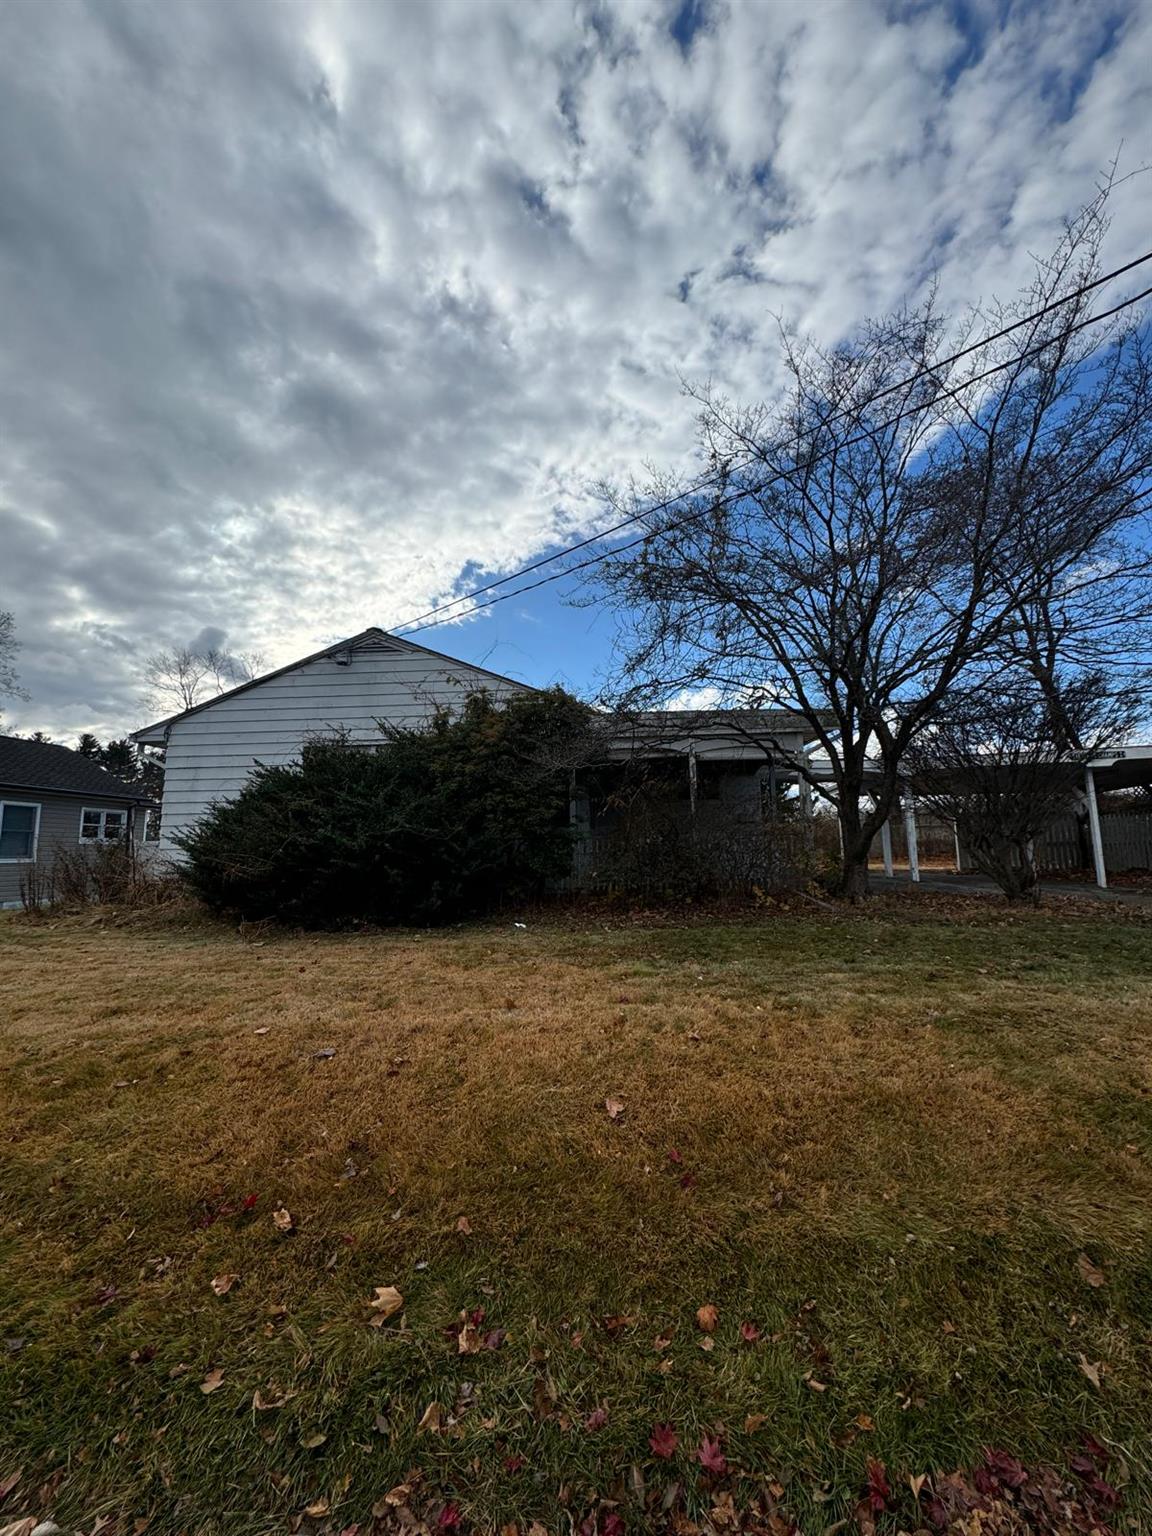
<box><xmin>584</xmin><ymin>1406</ymin><xmax>608</xmax><ymax>1431</ymax></box>
<box><xmin>502</xmin><ymin>1453</ymin><xmax>526</xmax><ymax>1473</ymax></box>
<box><xmin>601</xmin><ymin>1516</ymin><xmax>625</xmax><ymax>1536</ymax></box>
<box><xmin>667</xmin><ymin>1147</ymin><xmax>684</xmax><ymax>1165</ymax></box>
<box><xmin>697</xmin><ymin>1436</ymin><xmax>728</xmax><ymax>1475</ymax></box>
<box><xmin>864</xmin><ymin>1458</ymin><xmax>891</xmax><ymax>1512</ymax></box>
<box><xmin>437</xmin><ymin>1504</ymin><xmax>461</xmax><ymax>1530</ymax></box>
<box><xmin>483</xmin><ymin>1328</ymin><xmax>507</xmax><ymax>1351</ymax></box>
<box><xmin>242</xmin><ymin>1194</ymin><xmax>258</xmax><ymax>1211</ymax></box>
<box><xmin>739</xmin><ymin>1321</ymin><xmax>761</xmax><ymax>1343</ymax></box>
<box><xmin>649</xmin><ymin>1423</ymin><xmax>679</xmax><ymax>1459</ymax></box>
<box><xmin>468</xmin><ymin>1306</ymin><xmax>486</xmax><ymax>1328</ymax></box>
<box><xmin>679</xmin><ymin>1171</ymin><xmax>699</xmax><ymax>1192</ymax></box>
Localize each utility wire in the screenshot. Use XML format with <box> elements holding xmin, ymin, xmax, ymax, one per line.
<box><xmin>396</xmin><ymin>248</ymin><xmax>1152</xmax><ymax>636</ymax></box>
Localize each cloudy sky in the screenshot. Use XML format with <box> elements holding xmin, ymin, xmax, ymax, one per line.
<box><xmin>1</xmin><ymin>0</ymin><xmax>1150</xmax><ymax>739</ymax></box>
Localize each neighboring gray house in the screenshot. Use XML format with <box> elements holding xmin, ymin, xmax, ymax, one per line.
<box><xmin>0</xmin><ymin>736</ymin><xmax>153</xmax><ymax>908</ymax></box>
<box><xmin>133</xmin><ymin>626</ymin><xmax>824</xmax><ymax>889</ymax></box>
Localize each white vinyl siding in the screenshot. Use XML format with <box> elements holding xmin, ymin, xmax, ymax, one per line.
<box><xmin>155</xmin><ymin>639</ymin><xmax>528</xmax><ymax>854</ymax></box>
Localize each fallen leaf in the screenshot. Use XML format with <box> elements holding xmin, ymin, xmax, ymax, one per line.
<box><xmin>253</xmin><ymin>1027</ymin><xmax>270</xmax><ymax>1035</ymax></box>
<box><xmin>909</xmin><ymin>1473</ymin><xmax>928</xmax><ymax>1499</ymax></box>
<box><xmin>210</xmin><ymin>1273</ymin><xmax>238</xmax><ymax>1297</ymax></box>
<box><xmin>1078</xmin><ymin>1354</ymin><xmax>1103</xmax><ymax>1389</ymax></box>
<box><xmin>605</xmin><ymin>1097</ymin><xmax>625</xmax><ymax>1120</ymax></box>
<box><xmin>272</xmin><ymin>1207</ymin><xmax>295</xmax><ymax>1234</ymax></box>
<box><xmin>304</xmin><ymin>1498</ymin><xmax>330</xmax><ymax>1518</ymax></box>
<box><xmin>739</xmin><ymin>1320</ymin><xmax>760</xmax><ymax>1343</ymax></box>
<box><xmin>941</xmin><ymin>1320</ymin><xmax>956</xmax><ymax>1335</ymax></box>
<box><xmin>698</xmin><ymin>1336</ymin><xmax>715</xmax><ymax>1352</ymax></box>
<box><xmin>696</xmin><ymin>1303</ymin><xmax>719</xmax><ymax>1333</ymax></box>
<box><xmin>368</xmin><ymin>1285</ymin><xmax>405</xmax><ymax>1325</ymax></box>
<box><xmin>649</xmin><ymin>1423</ymin><xmax>679</xmax><ymax>1459</ymax></box>
<box><xmin>744</xmin><ymin>1413</ymin><xmax>767</xmax><ymax>1433</ymax></box>
<box><xmin>299</xmin><ymin>1430</ymin><xmax>327</xmax><ymax>1449</ymax></box>
<box><xmin>1077</xmin><ymin>1253</ymin><xmax>1107</xmax><ymax>1289</ymax></box>
<box><xmin>697</xmin><ymin>1436</ymin><xmax>728</xmax><ymax>1475</ymax></box>
<box><xmin>585</xmin><ymin>1406</ymin><xmax>608</xmax><ymax>1431</ymax></box>
<box><xmin>199</xmin><ymin>1368</ymin><xmax>225</xmax><ymax>1394</ymax></box>
<box><xmin>0</xmin><ymin>1468</ymin><xmax>22</xmax><ymax>1501</ymax></box>
<box><xmin>653</xmin><ymin>1331</ymin><xmax>673</xmax><ymax>1352</ymax></box>
<box><xmin>854</xmin><ymin>1413</ymin><xmax>875</xmax><ymax>1432</ymax></box>
<box><xmin>483</xmin><ymin>1327</ymin><xmax>507</xmax><ymax>1351</ymax></box>
<box><xmin>253</xmin><ymin>1386</ymin><xmax>298</xmax><ymax>1410</ymax></box>
<box><xmin>418</xmin><ymin>1401</ymin><xmax>444</xmax><ymax>1433</ymax></box>
<box><xmin>805</xmin><ymin>1376</ymin><xmax>827</xmax><ymax>1392</ymax></box>
<box><xmin>457</xmin><ymin>1323</ymin><xmax>482</xmax><ymax>1355</ymax></box>
<box><xmin>313</xmin><ymin>1047</ymin><xmax>337</xmax><ymax>1060</ymax></box>
<box><xmin>455</xmin><ymin>1216</ymin><xmax>473</xmax><ymax>1236</ymax></box>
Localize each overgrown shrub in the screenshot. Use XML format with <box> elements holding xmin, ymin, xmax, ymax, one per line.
<box><xmin>176</xmin><ymin>689</ymin><xmax>590</xmax><ymax>927</ymax></box>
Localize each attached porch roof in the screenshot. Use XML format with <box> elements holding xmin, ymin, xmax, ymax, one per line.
<box><xmin>599</xmin><ymin>709</ymin><xmax>830</xmax><ymax>763</ymax></box>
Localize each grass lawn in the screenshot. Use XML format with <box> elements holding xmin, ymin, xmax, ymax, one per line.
<box><xmin>2</xmin><ymin>899</ymin><xmax>1152</xmax><ymax>1535</ymax></box>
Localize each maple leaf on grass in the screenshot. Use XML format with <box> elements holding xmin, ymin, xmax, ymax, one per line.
<box><xmin>696</xmin><ymin>1302</ymin><xmax>718</xmax><ymax>1333</ymax></box>
<box><xmin>739</xmin><ymin>1320</ymin><xmax>760</xmax><ymax>1343</ymax></box>
<box><xmin>584</xmin><ymin>1406</ymin><xmax>608</xmax><ymax>1431</ymax></box>
<box><xmin>697</xmin><ymin>1436</ymin><xmax>728</xmax><ymax>1475</ymax></box>
<box><xmin>649</xmin><ymin>1423</ymin><xmax>679</xmax><ymax>1459</ymax></box>
<box><xmin>605</xmin><ymin>1097</ymin><xmax>625</xmax><ymax>1121</ymax></box>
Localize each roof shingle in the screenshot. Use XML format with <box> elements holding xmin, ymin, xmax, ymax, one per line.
<box><xmin>0</xmin><ymin>736</ymin><xmax>153</xmax><ymax>801</ymax></box>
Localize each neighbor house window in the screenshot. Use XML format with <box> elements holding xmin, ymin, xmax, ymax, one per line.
<box><xmin>80</xmin><ymin>807</ymin><xmax>126</xmax><ymax>843</ymax></box>
<box><xmin>0</xmin><ymin>801</ymin><xmax>40</xmax><ymax>861</ymax></box>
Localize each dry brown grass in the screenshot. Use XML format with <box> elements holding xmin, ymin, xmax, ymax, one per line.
<box><xmin>2</xmin><ymin>905</ymin><xmax>1152</xmax><ymax>1534</ymax></box>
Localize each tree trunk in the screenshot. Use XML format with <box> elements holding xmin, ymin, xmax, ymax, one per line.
<box><xmin>833</xmin><ymin>795</ymin><xmax>874</xmax><ymax>901</ymax></box>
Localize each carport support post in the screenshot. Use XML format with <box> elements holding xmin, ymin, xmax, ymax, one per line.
<box><xmin>1084</xmin><ymin>765</ymin><xmax>1107</xmax><ymax>889</ymax></box>
<box><xmin>902</xmin><ymin>790</ymin><xmax>920</xmax><ymax>883</ymax></box>
<box><xmin>880</xmin><ymin>816</ymin><xmax>894</xmax><ymax>878</ymax></box>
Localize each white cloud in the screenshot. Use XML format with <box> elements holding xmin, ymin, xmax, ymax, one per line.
<box><xmin>0</xmin><ymin>0</ymin><xmax>1148</xmax><ymax>739</ymax></box>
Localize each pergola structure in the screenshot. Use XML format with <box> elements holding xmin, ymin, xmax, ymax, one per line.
<box><xmin>876</xmin><ymin>742</ymin><xmax>1152</xmax><ymax>889</ymax></box>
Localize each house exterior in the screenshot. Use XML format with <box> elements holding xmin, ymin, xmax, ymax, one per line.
<box><xmin>133</xmin><ymin>628</ymin><xmax>531</xmax><ymax>856</ymax></box>
<box><xmin>0</xmin><ymin>736</ymin><xmax>154</xmax><ymax>909</ymax></box>
<box><xmin>133</xmin><ymin>626</ymin><xmax>826</xmax><ymax>889</ymax></box>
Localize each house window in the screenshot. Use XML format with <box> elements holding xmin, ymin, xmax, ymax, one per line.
<box><xmin>80</xmin><ymin>807</ymin><xmax>126</xmax><ymax>843</ymax></box>
<box><xmin>0</xmin><ymin>801</ymin><xmax>40</xmax><ymax>861</ymax></box>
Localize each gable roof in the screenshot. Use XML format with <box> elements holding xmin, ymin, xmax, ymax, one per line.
<box><xmin>0</xmin><ymin>735</ymin><xmax>154</xmax><ymax>802</ymax></box>
<box><xmin>132</xmin><ymin>628</ymin><xmax>533</xmax><ymax>743</ymax></box>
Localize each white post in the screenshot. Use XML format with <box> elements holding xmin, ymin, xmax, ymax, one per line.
<box><xmin>880</xmin><ymin>817</ymin><xmax>894</xmax><ymax>878</ymax></box>
<box><xmin>1084</xmin><ymin>765</ymin><xmax>1107</xmax><ymax>889</ymax></box>
<box><xmin>953</xmin><ymin>821</ymin><xmax>963</xmax><ymax>873</ymax></box>
<box><xmin>903</xmin><ymin>791</ymin><xmax>920</xmax><ymax>883</ymax></box>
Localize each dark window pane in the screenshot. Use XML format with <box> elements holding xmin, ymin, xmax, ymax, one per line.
<box><xmin>0</xmin><ymin>804</ymin><xmax>37</xmax><ymax>859</ymax></box>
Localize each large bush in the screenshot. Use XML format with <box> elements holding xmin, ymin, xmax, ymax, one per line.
<box><xmin>176</xmin><ymin>688</ymin><xmax>589</xmax><ymax>926</ymax></box>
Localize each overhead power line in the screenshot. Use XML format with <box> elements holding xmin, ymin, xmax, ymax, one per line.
<box><xmin>395</xmin><ymin>247</ymin><xmax>1152</xmax><ymax>637</ymax></box>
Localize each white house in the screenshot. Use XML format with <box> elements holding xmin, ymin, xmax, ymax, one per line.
<box><xmin>134</xmin><ymin>627</ymin><xmax>823</xmax><ymax>878</ymax></box>
<box><xmin>133</xmin><ymin>628</ymin><xmax>531</xmax><ymax>855</ymax></box>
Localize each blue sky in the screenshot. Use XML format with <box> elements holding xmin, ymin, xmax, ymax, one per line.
<box><xmin>0</xmin><ymin>0</ymin><xmax>1150</xmax><ymax>737</ymax></box>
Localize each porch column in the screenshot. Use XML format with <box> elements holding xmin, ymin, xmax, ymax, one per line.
<box><xmin>880</xmin><ymin>816</ymin><xmax>894</xmax><ymax>878</ymax></box>
<box><xmin>1084</xmin><ymin>765</ymin><xmax>1107</xmax><ymax>889</ymax></box>
<box><xmin>688</xmin><ymin>743</ymin><xmax>698</xmax><ymax>820</ymax></box>
<box><xmin>953</xmin><ymin>821</ymin><xmax>962</xmax><ymax>873</ymax></box>
<box><xmin>902</xmin><ymin>790</ymin><xmax>920</xmax><ymax>883</ymax></box>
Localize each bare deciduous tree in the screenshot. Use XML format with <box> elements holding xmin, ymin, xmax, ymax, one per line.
<box><xmin>595</xmin><ymin>183</ymin><xmax>1152</xmax><ymax>898</ymax></box>
<box><xmin>143</xmin><ymin>644</ymin><xmax>265</xmax><ymax>714</ymax></box>
<box><xmin>0</xmin><ymin>610</ymin><xmax>25</xmax><ymax>722</ymax></box>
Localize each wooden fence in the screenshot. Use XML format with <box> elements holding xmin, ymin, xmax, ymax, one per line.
<box><xmin>1038</xmin><ymin>811</ymin><xmax>1152</xmax><ymax>874</ymax></box>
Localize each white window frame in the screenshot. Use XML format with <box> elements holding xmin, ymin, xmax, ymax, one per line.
<box><xmin>79</xmin><ymin>806</ymin><xmax>128</xmax><ymax>844</ymax></box>
<box><xmin>0</xmin><ymin>799</ymin><xmax>41</xmax><ymax>863</ymax></box>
